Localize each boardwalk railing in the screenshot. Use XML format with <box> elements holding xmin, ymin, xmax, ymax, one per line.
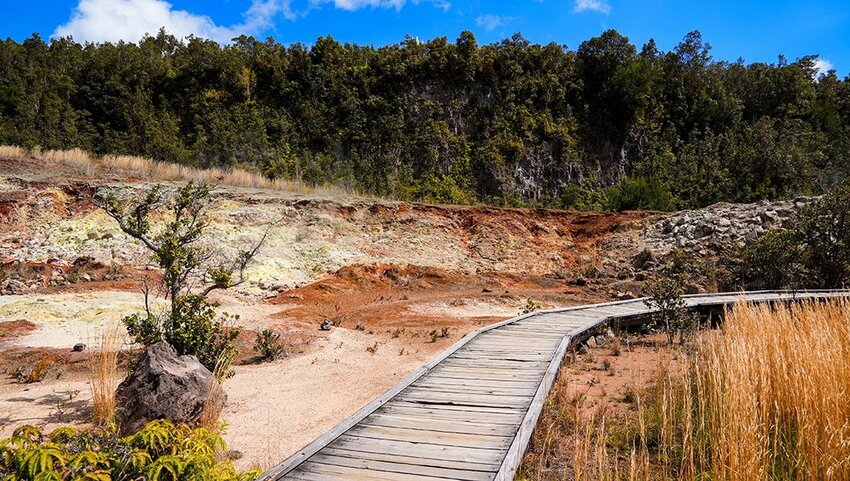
<box><xmin>260</xmin><ymin>290</ymin><xmax>849</xmax><ymax>481</ymax></box>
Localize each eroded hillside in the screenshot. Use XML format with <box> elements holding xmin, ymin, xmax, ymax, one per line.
<box><xmin>0</xmin><ymin>154</ymin><xmax>808</xmax><ymax>469</ymax></box>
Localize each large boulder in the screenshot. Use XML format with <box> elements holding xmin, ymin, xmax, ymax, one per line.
<box><xmin>115</xmin><ymin>341</ymin><xmax>223</xmax><ymax>435</ymax></box>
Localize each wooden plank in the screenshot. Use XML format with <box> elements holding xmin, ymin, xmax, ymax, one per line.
<box><xmin>320</xmin><ymin>447</ymin><xmax>500</xmax><ymax>472</ymax></box>
<box><xmin>397</xmin><ymin>391</ymin><xmax>530</xmax><ymax>409</ymax></box>
<box><xmin>403</xmin><ymin>384</ymin><xmax>535</xmax><ymax>397</ymax></box>
<box><xmin>293</xmin><ymin>461</ymin><xmax>449</xmax><ymax>481</ymax></box>
<box><xmin>415</xmin><ymin>377</ymin><xmax>540</xmax><ymax>389</ymax></box>
<box><xmin>376</xmin><ymin>403</ymin><xmax>523</xmax><ymax>425</ymax></box>
<box><xmin>309</xmin><ymin>454</ymin><xmax>495</xmax><ymax>481</ymax></box>
<box><xmin>422</xmin><ymin>368</ymin><xmax>543</xmax><ymax>379</ymax></box>
<box><xmin>346</xmin><ymin>425</ymin><xmax>511</xmax><ymax>450</ymax></box>
<box><xmin>478</xmin><ymin>331</ymin><xmax>564</xmax><ymax>339</ymax></box>
<box><xmin>454</xmin><ymin>351</ymin><xmax>552</xmax><ymax>359</ymax></box>
<box><xmin>465</xmin><ymin>338</ymin><xmax>557</xmax><ymax>348</ymax></box>
<box><xmin>362</xmin><ymin>413</ymin><xmax>517</xmax><ymax>436</ymax></box>
<box><xmin>440</xmin><ymin>359</ymin><xmax>547</xmax><ymax>369</ymax></box>
<box><xmin>329</xmin><ymin>434</ymin><xmax>506</xmax><ymax>464</ymax></box>
<box><xmin>493</xmin><ymin>334</ymin><xmax>569</xmax><ymax>481</ymax></box>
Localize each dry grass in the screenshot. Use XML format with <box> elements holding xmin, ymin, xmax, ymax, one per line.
<box><xmin>664</xmin><ymin>299</ymin><xmax>850</xmax><ymax>481</ymax></box>
<box><xmin>89</xmin><ymin>323</ymin><xmax>121</xmax><ymax>426</ymax></box>
<box><xmin>1</xmin><ymin>145</ymin><xmax>353</xmax><ymax>198</ymax></box>
<box><xmin>521</xmin><ymin>299</ymin><xmax>850</xmax><ymax>481</ymax></box>
<box><xmin>199</xmin><ymin>354</ymin><xmax>230</xmax><ymax>432</ymax></box>
<box><xmin>0</xmin><ymin>145</ymin><xmax>29</xmax><ymax>159</ymax></box>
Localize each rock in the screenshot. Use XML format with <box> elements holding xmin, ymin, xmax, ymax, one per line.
<box><xmin>571</xmin><ymin>277</ymin><xmax>588</xmax><ymax>287</ymax></box>
<box><xmin>320</xmin><ymin>319</ymin><xmax>333</xmax><ymax>331</ymax></box>
<box><xmin>4</xmin><ymin>279</ymin><xmax>26</xmax><ymax>294</ymax></box>
<box><xmin>586</xmin><ymin>266</ymin><xmax>604</xmax><ymax>279</ymax></box>
<box><xmin>115</xmin><ymin>341</ymin><xmax>221</xmax><ymax>436</ymax></box>
<box><xmin>634</xmin><ymin>272</ymin><xmax>646</xmax><ymax>281</ymax></box>
<box><xmin>632</xmin><ymin>249</ymin><xmax>654</xmax><ymax>269</ymax></box>
<box><xmin>586</xmin><ymin>337</ymin><xmax>597</xmax><ymax>349</ymax></box>
<box><xmin>72</xmin><ymin>343</ymin><xmax>86</xmax><ymax>352</ymax></box>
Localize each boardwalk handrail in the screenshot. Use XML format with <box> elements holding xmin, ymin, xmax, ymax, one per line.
<box><xmin>259</xmin><ymin>289</ymin><xmax>850</xmax><ymax>480</ymax></box>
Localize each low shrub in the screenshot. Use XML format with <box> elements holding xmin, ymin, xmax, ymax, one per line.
<box><xmin>0</xmin><ymin>420</ymin><xmax>260</xmax><ymax>481</ymax></box>
<box><xmin>253</xmin><ymin>328</ymin><xmax>284</xmax><ymax>361</ymax></box>
<box><xmin>607</xmin><ymin>177</ymin><xmax>674</xmax><ymax>212</ymax></box>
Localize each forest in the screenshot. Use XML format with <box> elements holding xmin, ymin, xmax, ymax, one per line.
<box><xmin>0</xmin><ymin>29</ymin><xmax>847</xmax><ymax>209</ymax></box>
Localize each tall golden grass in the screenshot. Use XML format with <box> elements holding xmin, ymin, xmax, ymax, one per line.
<box><xmin>89</xmin><ymin>323</ymin><xmax>121</xmax><ymax>426</ymax></box>
<box><xmin>521</xmin><ymin>298</ymin><xmax>850</xmax><ymax>481</ymax></box>
<box><xmin>664</xmin><ymin>298</ymin><xmax>850</xmax><ymax>481</ymax></box>
<box><xmin>0</xmin><ymin>144</ymin><xmax>352</xmax><ymax>198</ymax></box>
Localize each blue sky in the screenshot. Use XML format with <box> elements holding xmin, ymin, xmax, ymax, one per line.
<box><xmin>3</xmin><ymin>0</ymin><xmax>848</xmax><ymax>76</ymax></box>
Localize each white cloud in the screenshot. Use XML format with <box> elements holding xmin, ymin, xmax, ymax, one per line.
<box><xmin>573</xmin><ymin>0</ymin><xmax>610</xmax><ymax>14</ymax></box>
<box><xmin>53</xmin><ymin>0</ymin><xmax>294</xmax><ymax>44</ymax></box>
<box><xmin>814</xmin><ymin>58</ymin><xmax>834</xmax><ymax>77</ymax></box>
<box><xmin>475</xmin><ymin>14</ymin><xmax>511</xmax><ymax>32</ymax></box>
<box><xmin>309</xmin><ymin>0</ymin><xmax>449</xmax><ymax>12</ymax></box>
<box><xmin>317</xmin><ymin>0</ymin><xmax>404</xmax><ymax>11</ymax></box>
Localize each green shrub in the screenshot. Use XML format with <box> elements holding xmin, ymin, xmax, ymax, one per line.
<box><xmin>795</xmin><ymin>184</ymin><xmax>850</xmax><ymax>288</ymax></box>
<box><xmin>519</xmin><ymin>298</ymin><xmax>544</xmax><ymax>315</ymax></box>
<box><xmin>0</xmin><ymin>421</ymin><xmax>259</xmax><ymax>481</ymax></box>
<box><xmin>253</xmin><ymin>328</ymin><xmax>284</xmax><ymax>361</ymax></box>
<box><xmin>607</xmin><ymin>177</ymin><xmax>674</xmax><ymax>212</ymax></box>
<box><xmin>558</xmin><ymin>183</ymin><xmax>608</xmax><ymax>211</ymax></box>
<box><xmin>643</xmin><ymin>273</ymin><xmax>697</xmax><ymax>346</ymax></box>
<box><xmin>729</xmin><ymin>230</ymin><xmax>803</xmax><ymax>290</ymax></box>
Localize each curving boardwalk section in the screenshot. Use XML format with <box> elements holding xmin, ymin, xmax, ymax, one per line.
<box><xmin>260</xmin><ymin>290</ymin><xmax>849</xmax><ymax>481</ymax></box>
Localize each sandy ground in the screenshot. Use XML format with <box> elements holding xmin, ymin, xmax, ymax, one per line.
<box><xmin>0</xmin><ymin>290</ymin><xmax>283</xmax><ymax>350</ymax></box>
<box><xmin>224</xmin><ymin>327</ymin><xmax>447</xmax><ymax>471</ymax></box>
<box><xmin>0</xmin><ymin>371</ymin><xmax>93</xmax><ymax>434</ymax></box>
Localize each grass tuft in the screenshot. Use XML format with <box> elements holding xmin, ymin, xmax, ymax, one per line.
<box><xmin>89</xmin><ymin>323</ymin><xmax>121</xmax><ymax>426</ymax></box>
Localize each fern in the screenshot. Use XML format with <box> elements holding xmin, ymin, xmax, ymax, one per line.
<box><xmin>147</xmin><ymin>454</ymin><xmax>185</xmax><ymax>481</ymax></box>
<box><xmin>20</xmin><ymin>445</ymin><xmax>65</xmax><ymax>478</ymax></box>
<box><xmin>0</xmin><ymin>422</ymin><xmax>255</xmax><ymax>481</ymax></box>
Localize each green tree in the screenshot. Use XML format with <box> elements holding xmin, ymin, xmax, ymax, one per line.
<box><xmin>99</xmin><ymin>182</ymin><xmax>265</xmax><ymax>376</ymax></box>
<box><xmin>644</xmin><ymin>271</ymin><xmax>697</xmax><ymax>346</ymax></box>
<box><xmin>796</xmin><ymin>185</ymin><xmax>850</xmax><ymax>287</ymax></box>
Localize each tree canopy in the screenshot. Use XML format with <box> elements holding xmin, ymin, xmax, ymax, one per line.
<box><xmin>1</xmin><ymin>29</ymin><xmax>847</xmax><ymax>209</ymax></box>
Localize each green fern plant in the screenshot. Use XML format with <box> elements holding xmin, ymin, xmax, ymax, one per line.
<box><xmin>0</xmin><ymin>421</ymin><xmax>260</xmax><ymax>481</ymax></box>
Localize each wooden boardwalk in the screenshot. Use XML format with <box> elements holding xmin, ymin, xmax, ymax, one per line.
<box><xmin>260</xmin><ymin>290</ymin><xmax>848</xmax><ymax>481</ymax></box>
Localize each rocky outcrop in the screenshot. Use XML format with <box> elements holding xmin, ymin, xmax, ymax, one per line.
<box><xmin>115</xmin><ymin>341</ymin><xmax>222</xmax><ymax>435</ymax></box>
<box><xmin>642</xmin><ymin>197</ymin><xmax>812</xmax><ymax>257</ymax></box>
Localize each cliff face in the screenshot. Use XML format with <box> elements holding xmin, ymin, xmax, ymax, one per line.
<box><xmin>1</xmin><ymin>154</ymin><xmax>806</xmax><ymax>301</ymax></box>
